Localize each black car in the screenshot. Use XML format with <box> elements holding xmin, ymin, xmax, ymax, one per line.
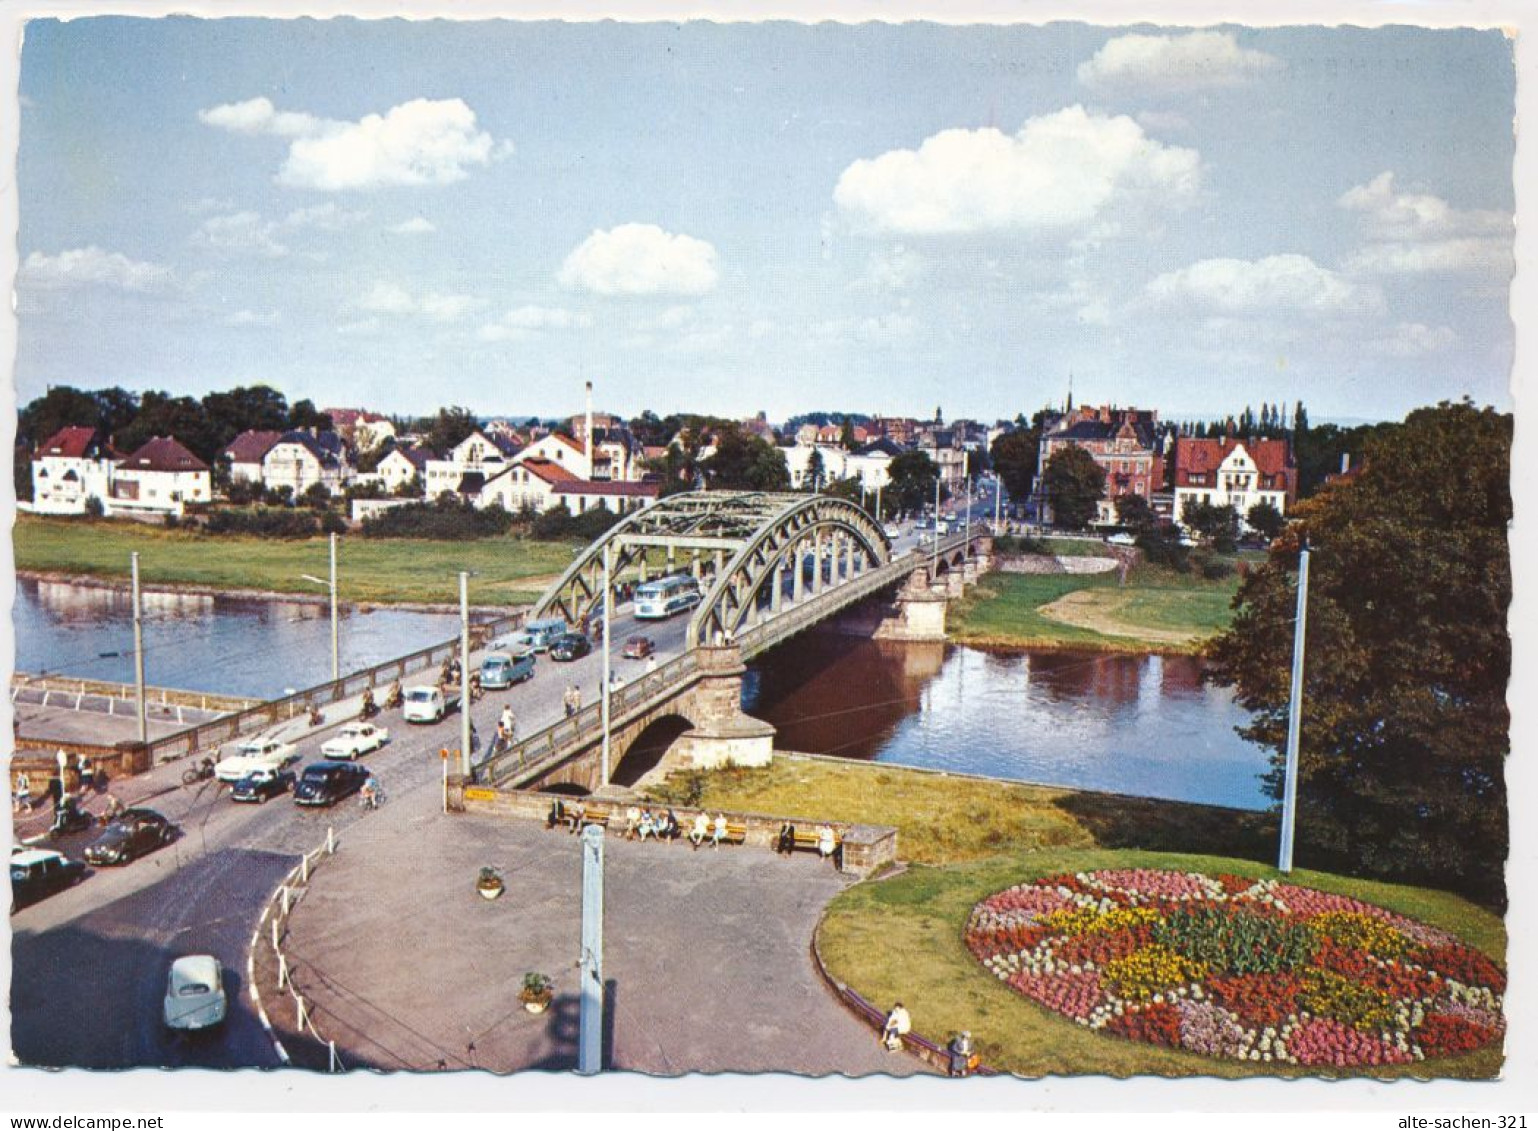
<box><xmin>84</xmin><ymin>808</ymin><xmax>177</xmax><ymax>866</ymax></box>
<box><xmin>231</xmin><ymin>768</ymin><xmax>297</xmax><ymax>804</ymax></box>
<box><xmin>11</xmin><ymin>848</ymin><xmax>87</xmax><ymax>910</ymax></box>
<box><xmin>549</xmin><ymin>633</ymin><xmax>592</xmax><ymax>662</ymax></box>
<box><xmin>293</xmin><ymin>761</ymin><xmax>370</xmax><ymax>808</ymax></box>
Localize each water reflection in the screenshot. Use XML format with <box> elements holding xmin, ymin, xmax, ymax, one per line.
<box><xmin>14</xmin><ymin>578</ymin><xmax>464</xmax><ymax>699</ymax></box>
<box><xmin>749</xmin><ymin>634</ymin><xmax>1270</xmax><ymax>811</ymax></box>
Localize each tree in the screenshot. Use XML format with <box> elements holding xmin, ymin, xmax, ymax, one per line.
<box><xmin>1207</xmin><ymin>401</ymin><xmax>1511</xmax><ymax>907</ymax></box>
<box><xmin>1042</xmin><ymin>446</ymin><xmax>1105</xmax><ymax>530</ymax></box>
<box><xmin>1182</xmin><ymin>499</ymin><xmax>1240</xmax><ymax>552</ymax></box>
<box><xmin>287</xmin><ymin>399</ymin><xmax>333</xmax><ymax>433</ymax></box>
<box><xmin>1246</xmin><ymin>500</ymin><xmax>1286</xmax><ymax>542</ymax></box>
<box><xmin>886</xmin><ymin>450</ymin><xmax>942</xmax><ymax>516</ymax></box>
<box><xmin>423</xmin><ymin>406</ymin><xmax>479</xmax><ymax>455</ymax></box>
<box><xmin>202</xmin><ymin>385</ymin><xmax>289</xmax><ymax>452</ymax></box>
<box><xmin>700</xmin><ymin>424</ymin><xmax>789</xmax><ymax>490</ymax></box>
<box><xmin>839</xmin><ymin>419</ymin><xmax>857</xmax><ymax>451</ymax></box>
<box><xmin>115</xmin><ymin>391</ymin><xmax>222</xmax><ymax>461</ymax></box>
<box><xmin>1114</xmin><ymin>492</ymin><xmax>1157</xmax><ymax>536</ymax></box>
<box><xmin>990</xmin><ymin>428</ymin><xmax>1039</xmax><ymax>504</ymax></box>
<box><xmin>804</xmin><ymin>448</ymin><xmax>826</xmax><ymax>491</ymax></box>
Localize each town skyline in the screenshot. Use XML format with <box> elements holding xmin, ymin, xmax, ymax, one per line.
<box><xmin>15</xmin><ymin>19</ymin><xmax>1516</xmax><ymax>424</ymax></box>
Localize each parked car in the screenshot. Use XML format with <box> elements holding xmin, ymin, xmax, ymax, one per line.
<box><xmin>517</xmin><ymin>617</ymin><xmax>570</xmax><ymax>653</ymax></box>
<box><xmin>11</xmin><ymin>848</ymin><xmax>86</xmax><ymax>910</ymax></box>
<box><xmin>230</xmin><ymin>767</ymin><xmax>297</xmax><ymax>804</ymax></box>
<box><xmin>163</xmin><ymin>954</ymin><xmax>227</xmax><ymax>1032</ymax></box>
<box><xmin>293</xmin><ymin>760</ymin><xmax>371</xmax><ymax>808</ymax></box>
<box><xmin>548</xmin><ymin>633</ymin><xmax>592</xmax><ymax>662</ymax></box>
<box><xmin>621</xmin><ymin>635</ymin><xmax>655</xmax><ymax>660</ymax></box>
<box><xmin>1106</xmin><ymin>532</ymin><xmax>1137</xmax><ymax>547</ymax></box>
<box><xmin>403</xmin><ymin>685</ymin><xmax>459</xmax><ymax>724</ymax></box>
<box><xmin>320</xmin><ymin>722</ymin><xmax>390</xmax><ymax>759</ymax></box>
<box><xmin>480</xmin><ymin>650</ymin><xmax>536</xmax><ymax>689</ymax></box>
<box><xmin>882</xmin><ymin>523</ymin><xmax>902</xmax><ymax>539</ymax></box>
<box><xmin>84</xmin><ymin>808</ymin><xmax>177</xmax><ymax>866</ymax></box>
<box><xmin>215</xmin><ymin>737</ymin><xmax>299</xmax><ymax>783</ymax></box>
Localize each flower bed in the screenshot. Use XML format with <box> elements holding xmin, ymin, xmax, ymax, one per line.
<box><xmin>965</xmin><ymin>870</ymin><xmax>1504</xmax><ymax>1067</ymax></box>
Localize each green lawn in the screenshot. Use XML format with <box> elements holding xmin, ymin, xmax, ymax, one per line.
<box><xmin>951</xmin><ymin>566</ymin><xmax>1240</xmax><ymax>653</ymax></box>
<box><xmin>820</xmin><ymin>849</ymin><xmax>1505</xmax><ymax>1080</ymax></box>
<box><xmin>13</xmin><ymin>514</ymin><xmax>580</xmax><ymax>606</ymax></box>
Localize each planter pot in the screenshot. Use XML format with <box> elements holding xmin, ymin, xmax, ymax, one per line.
<box><xmin>478</xmin><ymin>882</ymin><xmax>504</xmax><ymax>900</ymax></box>
<box><xmin>523</xmin><ymin>998</ymin><xmax>550</xmax><ymax>1014</ymax></box>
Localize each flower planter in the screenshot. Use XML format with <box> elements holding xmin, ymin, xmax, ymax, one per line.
<box><xmin>523</xmin><ymin>998</ymin><xmax>550</xmax><ymax>1015</ymax></box>
<box><xmin>478</xmin><ymin>882</ymin><xmax>504</xmax><ymax>900</ymax></box>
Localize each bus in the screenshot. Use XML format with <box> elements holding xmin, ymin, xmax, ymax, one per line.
<box><xmin>634</xmin><ymin>575</ymin><xmax>702</xmax><ymax>620</ymax></box>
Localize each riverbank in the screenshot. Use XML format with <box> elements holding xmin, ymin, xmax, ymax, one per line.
<box><xmin>13</xmin><ymin>514</ymin><xmax>576</xmax><ymax>607</ymax></box>
<box><xmin>950</xmin><ymin>562</ymin><xmax>1240</xmax><ymax>654</ymax></box>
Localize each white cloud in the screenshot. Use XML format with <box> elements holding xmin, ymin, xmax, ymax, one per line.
<box><xmin>391</xmin><ymin>217</ymin><xmax>437</xmax><ymax>235</ymax></box>
<box><xmin>558</xmin><ymin>223</ymin><xmax>719</xmax><ymax>296</ymax></box>
<box><xmin>1339</xmin><ymin>172</ymin><xmax>1512</xmax><ymax>275</ymax></box>
<box><xmin>1370</xmin><ymin>322</ymin><xmax>1457</xmax><ymax>357</ymax></box>
<box><xmin>1135</xmin><ymin>110</ymin><xmax>1194</xmax><ymax>136</ymax></box>
<box><xmin>20</xmin><ymin>246</ymin><xmax>175</xmax><ymax>292</ymax></box>
<box><xmin>191</xmin><ymin>211</ymin><xmax>288</xmax><ymax>257</ymax></box>
<box><xmin>224</xmin><ymin>308</ymin><xmax>281</xmax><ymax>327</ymax></box>
<box><xmin>812</xmin><ymin>313</ymin><xmax>919</xmax><ymax>343</ymax></box>
<box><xmin>187</xmin><ymin>196</ymin><xmax>235</xmax><ymax>215</ymax></box>
<box><xmin>833</xmin><ymin>106</ymin><xmax>1200</xmax><ymax>236</ymax></box>
<box><xmin>284</xmin><ymin>202</ymin><xmax>368</xmax><ymax>230</ymax></box>
<box><xmin>356</xmin><ymin>281</ymin><xmax>477</xmax><ymax>322</ymax></box>
<box><xmin>357</xmin><ymin>282</ymin><xmax>417</xmax><ymax>315</ymax></box>
<box><xmin>1146</xmin><ymin>254</ymin><xmax>1383</xmax><ymax>315</ymax></box>
<box><xmin>200</xmin><ymin>96</ymin><xmax>497</xmax><ymax>191</ymax></box>
<box><xmin>1077</xmin><ymin>32</ymin><xmax>1280</xmax><ymax>95</ymax></box>
<box><xmin>478</xmin><ymin>304</ymin><xmax>590</xmax><ymax>339</ymax></box>
<box><xmin>420</xmin><ymin>293</ymin><xmax>478</xmax><ymax>323</ymax></box>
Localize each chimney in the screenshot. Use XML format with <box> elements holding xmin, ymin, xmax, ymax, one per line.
<box><xmin>585</xmin><ymin>380</ymin><xmax>594</xmax><ymax>470</ymax></box>
<box><xmin>1340</xmin><ymin>452</ymin><xmax>1350</xmax><ymax>475</ymax></box>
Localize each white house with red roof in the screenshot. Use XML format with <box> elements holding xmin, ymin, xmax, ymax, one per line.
<box><xmin>28</xmin><ymin>426</ymin><xmax>116</xmax><ymax>514</ymax></box>
<box><xmin>110</xmin><ymin>436</ymin><xmax>212</xmax><ymax>516</ymax></box>
<box><xmin>324</xmin><ymin>407</ymin><xmax>396</xmax><ymax>451</ymax></box>
<box><xmin>515</xmin><ymin>430</ymin><xmax>595</xmax><ymax>479</ymax></box>
<box><xmin>476</xmin><ymin>456</ymin><xmax>582</xmax><ymax>512</ymax></box>
<box><xmin>374</xmin><ymin>446</ymin><xmax>435</xmax><ymax>494</ymax></box>
<box><xmin>261</xmin><ymin>430</ymin><xmax>348</xmax><ymax>497</ymax></box>
<box><xmin>423</xmin><ymin>428</ymin><xmax>520</xmax><ymax>498</ymax></box>
<box><xmin>552</xmin><ymin>479</ymin><xmax>659</xmax><ymax>515</ymax></box>
<box><xmin>1172</xmin><ymin>436</ymin><xmax>1297</xmax><ymax>531</ymax></box>
<box><xmin>220</xmin><ymin>430</ymin><xmax>284</xmax><ymax>484</ymax></box>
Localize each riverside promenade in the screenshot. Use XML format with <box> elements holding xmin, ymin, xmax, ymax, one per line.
<box><xmin>272</xmin><ymin>785</ymin><xmax>932</xmax><ymax>1076</ymax></box>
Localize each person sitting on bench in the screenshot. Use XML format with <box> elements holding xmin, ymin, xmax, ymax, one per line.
<box><xmin>567</xmin><ymin>802</ymin><xmax>586</xmax><ymax>833</ymax></box>
<box><xmin>638</xmin><ymin>809</ymin><xmax>657</xmax><ymax>841</ymax></box>
<box><xmin>689</xmin><ymin>812</ymin><xmax>709</xmax><ymax>850</ymax></box>
<box><xmin>882</xmin><ymin>1002</ymin><xmax>911</xmax><ymax>1051</ymax></box>
<box><xmin>775</xmin><ymin>822</ymin><xmax>796</xmax><ymax>856</ymax></box>
<box><xmin>710</xmin><ymin>812</ymin><xmax>728</xmax><ymax>849</ymax></box>
<box><xmin>817</xmin><ymin>824</ymin><xmax>838</xmax><ymax>864</ymax></box>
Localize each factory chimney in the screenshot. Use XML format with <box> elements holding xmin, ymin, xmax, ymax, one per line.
<box><xmin>585</xmin><ymin>380</ymin><xmax>594</xmax><ymax>473</ymax></box>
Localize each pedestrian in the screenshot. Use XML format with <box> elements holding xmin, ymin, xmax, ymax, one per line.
<box><xmin>881</xmin><ymin>1002</ymin><xmax>911</xmax><ymax>1051</ymax></box>
<box><xmin>13</xmin><ymin>771</ymin><xmax>31</xmax><ymax>813</ymax></box>
<box><xmin>948</xmin><ymin>1031</ymin><xmax>976</xmax><ymax>1077</ymax></box>
<box><xmin>775</xmin><ymin>821</ymin><xmax>796</xmax><ymax>856</ymax></box>
<box><xmin>500</xmin><ymin>704</ymin><xmax>517</xmax><ymax>742</ymax></box>
<box><xmin>817</xmin><ymin>824</ymin><xmax>838</xmax><ymax>865</ymax></box>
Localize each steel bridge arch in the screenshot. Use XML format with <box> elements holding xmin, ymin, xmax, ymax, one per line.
<box><xmin>527</xmin><ymin>491</ymin><xmax>891</xmax><ymax>642</ymax></box>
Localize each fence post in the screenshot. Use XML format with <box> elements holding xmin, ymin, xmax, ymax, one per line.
<box><xmin>272</xmin><ymin>917</ymin><xmax>280</xmax><ymax>950</ymax></box>
<box><xmin>326</xmin><ymin>827</ymin><xmax>335</xmax><ymax>855</ymax></box>
<box><xmin>278</xmin><ymin>953</ymin><xmax>288</xmax><ymax>990</ymax></box>
<box><xmin>296</xmin><ymin>995</ymin><xmax>307</xmax><ymax>1031</ymax></box>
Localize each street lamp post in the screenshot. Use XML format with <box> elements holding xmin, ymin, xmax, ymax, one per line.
<box><xmin>460</xmin><ymin>571</ymin><xmax>472</xmax><ymax>780</ymax></box>
<box><xmin>1278</xmin><ymin>542</ymin><xmax>1311</xmax><ymax>873</ymax></box>
<box><xmin>600</xmin><ymin>540</ymin><xmax>613</xmax><ymax>788</ymax></box>
<box><xmin>932</xmin><ymin>475</ymin><xmax>940</xmax><ymax>576</ymax></box>
<box><xmin>131</xmin><ymin>552</ymin><xmax>147</xmax><ymax>745</ymax></box>
<box><xmin>299</xmin><ymin>533</ymin><xmax>340</xmax><ymax>684</ymax></box>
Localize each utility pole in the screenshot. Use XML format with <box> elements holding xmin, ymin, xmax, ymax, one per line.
<box><xmin>1278</xmin><ymin>542</ymin><xmax>1310</xmax><ymax>873</ymax></box>
<box><xmin>600</xmin><ymin>540</ymin><xmax>613</xmax><ymax>787</ymax></box>
<box><xmin>932</xmin><ymin>475</ymin><xmax>940</xmax><ymax>576</ymax></box>
<box><xmin>994</xmin><ymin>471</ymin><xmax>1002</xmax><ymax>531</ymax></box>
<box><xmin>578</xmin><ymin>823</ymin><xmax>605</xmax><ymax>1075</ymax></box>
<box><xmin>460</xmin><ymin>572</ymin><xmax>472</xmax><ymax>780</ymax></box>
<box><xmin>329</xmin><ymin>533</ymin><xmax>339</xmax><ymax>683</ymax></box>
<box><xmin>131</xmin><ymin>552</ymin><xmax>147</xmax><ymax>745</ymax></box>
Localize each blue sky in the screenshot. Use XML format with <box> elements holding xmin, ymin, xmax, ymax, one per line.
<box><xmin>15</xmin><ymin>18</ymin><xmax>1516</xmax><ymax>424</ymax></box>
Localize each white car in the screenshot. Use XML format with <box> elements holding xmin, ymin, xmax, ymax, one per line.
<box><xmin>215</xmin><ymin>737</ymin><xmax>299</xmax><ymax>783</ymax></box>
<box><xmin>1107</xmin><ymin>533</ymin><xmax>1137</xmax><ymax>546</ymax></box>
<box><xmin>320</xmin><ymin>722</ymin><xmax>390</xmax><ymax>760</ymax></box>
<box><xmin>163</xmin><ymin>954</ymin><xmax>227</xmax><ymax>1031</ymax></box>
<box><xmin>403</xmin><ymin>685</ymin><xmax>459</xmax><ymax>724</ymax></box>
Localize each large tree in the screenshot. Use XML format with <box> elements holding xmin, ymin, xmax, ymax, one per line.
<box><xmin>886</xmin><ymin>450</ymin><xmax>943</xmax><ymax>516</ymax></box>
<box><xmin>700</xmin><ymin>424</ymin><xmax>789</xmax><ymax>490</ymax></box>
<box><xmin>1042</xmin><ymin>446</ymin><xmax>1106</xmax><ymax>529</ymax></box>
<box><xmin>1207</xmin><ymin>401</ymin><xmax>1511</xmax><ymax>907</ymax></box>
<box><xmin>990</xmin><ymin>428</ymin><xmax>1039</xmax><ymax>505</ymax></box>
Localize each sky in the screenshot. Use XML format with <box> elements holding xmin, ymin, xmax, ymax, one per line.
<box><xmin>13</xmin><ymin>18</ymin><xmax>1518</xmax><ymax>425</ymax></box>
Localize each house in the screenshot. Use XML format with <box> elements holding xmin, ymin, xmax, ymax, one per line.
<box><xmin>1172</xmin><ymin>436</ymin><xmax>1297</xmax><ymax>530</ymax></box>
<box><xmin>551</xmin><ymin>479</ymin><xmax>660</xmax><ymax>516</ymax></box>
<box><xmin>783</xmin><ymin>440</ymin><xmax>893</xmax><ymax>492</ymax></box>
<box><xmin>28</xmin><ymin>427</ymin><xmax>116</xmax><ymax>515</ymax></box>
<box><xmin>515</xmin><ymin>431</ymin><xmax>594</xmax><ymax>480</ymax></box>
<box><xmin>1037</xmin><ymin>405</ymin><xmax>1165</xmax><ymax>525</ymax></box>
<box><xmin>375</xmin><ymin>446</ymin><xmax>435</xmax><ymax>494</ymax></box>
<box><xmin>324</xmin><ymin>408</ymin><xmax>397</xmax><ymax>451</ymax></box>
<box><xmin>477</xmin><ymin>457</ymin><xmax>582</xmax><ymax>513</ymax></box>
<box><xmin>423</xmin><ymin>429</ymin><xmax>519</xmax><ymax>498</ymax></box>
<box><xmin>261</xmin><ymin>431</ymin><xmax>348</xmax><ymax>497</ymax></box>
<box><xmin>111</xmin><ymin>437</ymin><xmax>211</xmax><ymax>516</ymax></box>
<box><xmin>221</xmin><ymin>430</ymin><xmax>284</xmax><ymax>484</ymax></box>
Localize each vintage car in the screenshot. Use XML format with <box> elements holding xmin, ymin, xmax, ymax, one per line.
<box><xmin>479</xmin><ymin>650</ymin><xmax>536</xmax><ymax>690</ymax></box>
<box><xmin>163</xmin><ymin>954</ymin><xmax>227</xmax><ymax>1032</ymax></box>
<box><xmin>293</xmin><ymin>760</ymin><xmax>371</xmax><ymax>808</ymax></box>
<box><xmin>84</xmin><ymin>808</ymin><xmax>177</xmax><ymax>866</ymax></box>
<box><xmin>11</xmin><ymin>848</ymin><xmax>86</xmax><ymax>910</ymax></box>
<box><xmin>403</xmin><ymin>685</ymin><xmax>460</xmax><ymax>724</ymax></box>
<box><xmin>230</xmin><ymin>768</ymin><xmax>297</xmax><ymax>804</ymax></box>
<box><xmin>320</xmin><ymin>722</ymin><xmax>390</xmax><ymax>760</ymax></box>
<box><xmin>548</xmin><ymin>633</ymin><xmax>592</xmax><ymax>662</ymax></box>
<box><xmin>215</xmin><ymin>737</ymin><xmax>299</xmax><ymax>783</ymax></box>
<box><xmin>621</xmin><ymin>635</ymin><xmax>656</xmax><ymax>660</ymax></box>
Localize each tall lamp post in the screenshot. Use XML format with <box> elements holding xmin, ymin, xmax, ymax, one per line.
<box><xmin>299</xmin><ymin>533</ymin><xmax>340</xmax><ymax>684</ymax></box>
<box><xmin>600</xmin><ymin>540</ymin><xmax>613</xmax><ymax>788</ymax></box>
<box><xmin>1278</xmin><ymin>540</ymin><xmax>1311</xmax><ymax>873</ymax></box>
<box><xmin>460</xmin><ymin>571</ymin><xmax>473</xmax><ymax>780</ymax></box>
<box><xmin>131</xmin><ymin>552</ymin><xmax>147</xmax><ymax>745</ymax></box>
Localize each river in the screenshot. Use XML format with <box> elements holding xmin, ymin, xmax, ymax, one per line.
<box><xmin>745</xmin><ymin>634</ymin><xmax>1272</xmax><ymax>811</ymax></box>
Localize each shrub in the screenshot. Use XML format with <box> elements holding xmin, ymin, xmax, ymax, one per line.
<box><xmin>205</xmin><ymin>507</ymin><xmax>322</xmax><ymax>538</ymax></box>
<box><xmin>361</xmin><ymin>497</ymin><xmax>516</xmax><ymax>539</ymax></box>
<box><xmin>83</xmin><ymin>495</ymin><xmax>105</xmax><ymax>518</ymax></box>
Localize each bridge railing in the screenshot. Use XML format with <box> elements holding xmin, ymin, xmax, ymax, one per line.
<box><xmin>482</xmin><ymin>649</ymin><xmax>702</xmax><ymax>786</ymax></box>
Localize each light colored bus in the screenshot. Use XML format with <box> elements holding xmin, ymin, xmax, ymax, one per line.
<box><xmin>634</xmin><ymin>575</ymin><xmax>702</xmax><ymax>620</ymax></box>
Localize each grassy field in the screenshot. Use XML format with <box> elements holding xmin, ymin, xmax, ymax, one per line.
<box><xmin>819</xmin><ymin>849</ymin><xmax>1505</xmax><ymax>1080</ymax></box>
<box><xmin>13</xmin><ymin>514</ymin><xmax>580</xmax><ymax>606</ymax></box>
<box><xmin>951</xmin><ymin>566</ymin><xmax>1240</xmax><ymax>653</ymax></box>
<box><xmin>650</xmin><ymin>757</ymin><xmax>1504</xmax><ymax>1079</ymax></box>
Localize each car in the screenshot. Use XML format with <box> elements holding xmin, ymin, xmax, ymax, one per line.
<box><xmin>163</xmin><ymin>955</ymin><xmax>227</xmax><ymax>1031</ymax></box>
<box><xmin>215</xmin><ymin>736</ymin><xmax>299</xmax><ymax>783</ymax></box>
<box><xmin>320</xmin><ymin>722</ymin><xmax>390</xmax><ymax>760</ymax></box>
<box><xmin>548</xmin><ymin>633</ymin><xmax>592</xmax><ymax>662</ymax></box>
<box><xmin>480</xmin><ymin>650</ymin><xmax>536</xmax><ymax>689</ymax></box>
<box><xmin>517</xmin><ymin>618</ymin><xmax>570</xmax><ymax>653</ymax></box>
<box><xmin>11</xmin><ymin>848</ymin><xmax>86</xmax><ymax>910</ymax></box>
<box><xmin>84</xmin><ymin>808</ymin><xmax>177</xmax><ymax>866</ymax></box>
<box><xmin>230</xmin><ymin>767</ymin><xmax>297</xmax><ymax>804</ymax></box>
<box><xmin>293</xmin><ymin>760</ymin><xmax>371</xmax><ymax>808</ymax></box>
<box><xmin>403</xmin><ymin>685</ymin><xmax>460</xmax><ymax>724</ymax></box>
<box><xmin>882</xmin><ymin>523</ymin><xmax>902</xmax><ymax>538</ymax></box>
<box><xmin>621</xmin><ymin>635</ymin><xmax>655</xmax><ymax>660</ymax></box>
<box><xmin>1107</xmin><ymin>533</ymin><xmax>1137</xmax><ymax>547</ymax></box>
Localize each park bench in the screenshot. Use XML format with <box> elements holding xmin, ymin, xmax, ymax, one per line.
<box><xmin>790</xmin><ymin>827</ymin><xmax>842</xmax><ymax>856</ymax></box>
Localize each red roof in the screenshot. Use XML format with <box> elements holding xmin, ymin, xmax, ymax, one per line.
<box><xmin>516</xmin><ymin>457</ymin><xmax>581</xmax><ymax>485</ymax></box>
<box><xmin>1173</xmin><ymin>437</ymin><xmax>1294</xmax><ymax>489</ymax></box>
<box><xmin>118</xmin><ymin>436</ymin><xmax>210</xmax><ymax>473</ymax></box>
<box><xmin>222</xmin><ymin>430</ymin><xmax>284</xmax><ymax>464</ymax></box>
<box><xmin>552</xmin><ymin>480</ymin><xmax>660</xmax><ymax>498</ymax></box>
<box><xmin>546</xmin><ymin>432</ymin><xmax>587</xmax><ymax>456</ymax></box>
<box><xmin>36</xmin><ymin>426</ymin><xmax>105</xmax><ymax>459</ymax></box>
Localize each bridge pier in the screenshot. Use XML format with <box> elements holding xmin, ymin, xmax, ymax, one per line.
<box><xmin>664</xmin><ymin>645</ymin><xmax>775</xmax><ymax>772</ymax></box>
<box><xmin>874</xmin><ymin>569</ymin><xmax>949</xmax><ymax>642</ymax></box>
